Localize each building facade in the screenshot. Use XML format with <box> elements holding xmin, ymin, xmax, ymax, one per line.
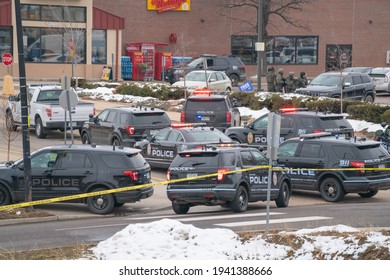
<box><xmin>1</xmin><ymin>0</ymin><xmax>390</xmax><ymax>80</ymax></box>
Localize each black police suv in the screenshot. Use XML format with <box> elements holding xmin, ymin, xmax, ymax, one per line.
<box><xmin>166</xmin><ymin>55</ymin><xmax>247</xmax><ymax>86</ymax></box>
<box><xmin>166</xmin><ymin>144</ymin><xmax>292</xmax><ymax>214</ymax></box>
<box><xmin>295</xmin><ymin>71</ymin><xmax>376</xmax><ymax>103</ymax></box>
<box><xmin>134</xmin><ymin>123</ymin><xmax>236</xmax><ymax>169</ymax></box>
<box><xmin>225</xmin><ymin>108</ymin><xmax>353</xmax><ymax>149</ymax></box>
<box><xmin>276</xmin><ymin>132</ymin><xmax>390</xmax><ymax>202</ymax></box>
<box><xmin>81</xmin><ymin>106</ymin><xmax>171</xmax><ymax>147</ymax></box>
<box><xmin>181</xmin><ymin>91</ymin><xmax>241</xmax><ymax>132</ymax></box>
<box><xmin>0</xmin><ymin>144</ymin><xmax>153</xmax><ymax>214</ymax></box>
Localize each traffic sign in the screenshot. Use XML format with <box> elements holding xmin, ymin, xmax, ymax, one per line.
<box><xmin>59</xmin><ymin>88</ymin><xmax>78</xmax><ymax>110</ymax></box>
<box><xmin>2</xmin><ymin>53</ymin><xmax>13</xmax><ymax>66</ymax></box>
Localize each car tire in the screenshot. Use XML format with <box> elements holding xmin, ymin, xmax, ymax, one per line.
<box><xmin>35</xmin><ymin>117</ymin><xmax>47</xmax><ymax>139</ymax></box>
<box><xmin>275</xmin><ymin>180</ymin><xmax>291</xmax><ymax>208</ymax></box>
<box><xmin>319</xmin><ymin>177</ymin><xmax>345</xmax><ymax>202</ymax></box>
<box><xmin>0</xmin><ymin>185</ymin><xmax>11</xmax><ymax>206</ymax></box>
<box><xmin>172</xmin><ymin>202</ymin><xmax>190</xmax><ymax>214</ymax></box>
<box><xmin>81</xmin><ymin>132</ymin><xmax>91</xmax><ymax>144</ymax></box>
<box><xmin>229</xmin><ymin>74</ymin><xmax>239</xmax><ymax>87</ymax></box>
<box><xmin>364</xmin><ymin>95</ymin><xmax>374</xmax><ymax>103</ymax></box>
<box><xmin>358</xmin><ymin>190</ymin><xmax>378</xmax><ymax>198</ymax></box>
<box><xmin>87</xmin><ymin>188</ymin><xmax>115</xmax><ymax>215</ymax></box>
<box><xmin>5</xmin><ymin>111</ymin><xmax>17</xmax><ymax>131</ymax></box>
<box><xmin>230</xmin><ymin>185</ymin><xmax>248</xmax><ymax>213</ymax></box>
<box><xmin>112</xmin><ymin>138</ymin><xmax>121</xmax><ymax>146</ymax></box>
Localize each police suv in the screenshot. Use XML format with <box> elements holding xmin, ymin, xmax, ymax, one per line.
<box><xmin>225</xmin><ymin>108</ymin><xmax>354</xmax><ymax>148</ymax></box>
<box><xmin>134</xmin><ymin>123</ymin><xmax>235</xmax><ymax>169</ymax></box>
<box><xmin>0</xmin><ymin>144</ymin><xmax>153</xmax><ymax>214</ymax></box>
<box><xmin>276</xmin><ymin>132</ymin><xmax>390</xmax><ymax>202</ymax></box>
<box><xmin>166</xmin><ymin>144</ymin><xmax>291</xmax><ymax>214</ymax></box>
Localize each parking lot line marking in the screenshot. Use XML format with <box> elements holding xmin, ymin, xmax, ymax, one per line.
<box><xmin>214</xmin><ymin>216</ymin><xmax>332</xmax><ymax>227</ymax></box>
<box><xmin>129</xmin><ymin>212</ymin><xmax>285</xmax><ymax>222</ymax></box>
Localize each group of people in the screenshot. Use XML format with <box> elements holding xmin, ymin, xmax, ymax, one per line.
<box><xmin>266</xmin><ymin>67</ymin><xmax>308</xmax><ymax>93</ymax></box>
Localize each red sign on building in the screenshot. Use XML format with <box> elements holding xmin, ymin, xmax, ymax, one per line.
<box><xmin>2</xmin><ymin>53</ymin><xmax>13</xmax><ymax>66</ymax></box>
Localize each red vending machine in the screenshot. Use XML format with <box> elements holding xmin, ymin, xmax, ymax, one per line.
<box><xmin>155</xmin><ymin>52</ymin><xmax>173</xmax><ymax>81</ymax></box>
<box><xmin>128</xmin><ymin>51</ymin><xmax>144</xmax><ymax>81</ymax></box>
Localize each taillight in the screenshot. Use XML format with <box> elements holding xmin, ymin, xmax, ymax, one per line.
<box><xmin>167</xmin><ymin>169</ymin><xmax>171</xmax><ymax>181</ymax></box>
<box><xmin>350</xmin><ymin>161</ymin><xmax>365</xmax><ymax>174</ymax></box>
<box><xmin>217</xmin><ymin>168</ymin><xmax>229</xmax><ymax>182</ymax></box>
<box><xmin>313</xmin><ymin>129</ymin><xmax>325</xmax><ymax>133</ymax></box>
<box><xmin>226</xmin><ymin>112</ymin><xmax>231</xmax><ymax>122</ymax></box>
<box><xmin>125</xmin><ymin>125</ymin><xmax>135</xmax><ymax>135</ymax></box>
<box><xmin>45</xmin><ymin>108</ymin><xmax>52</xmax><ymax>118</ymax></box>
<box><xmin>240</xmin><ymin>65</ymin><xmax>246</xmax><ymax>69</ymax></box>
<box><xmin>181</xmin><ymin>111</ymin><xmax>185</xmax><ymax>122</ymax></box>
<box><xmin>93</xmin><ymin>107</ymin><xmax>96</xmax><ymax>116</ymax></box>
<box><xmin>123</xmin><ymin>170</ymin><xmax>139</xmax><ymax>180</ymax></box>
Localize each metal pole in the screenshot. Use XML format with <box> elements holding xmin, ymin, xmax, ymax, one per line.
<box><xmin>15</xmin><ymin>0</ymin><xmax>33</xmax><ymax>204</ymax></box>
<box><xmin>257</xmin><ymin>0</ymin><xmax>263</xmax><ymax>92</ymax></box>
<box><xmin>67</xmin><ymin>90</ymin><xmax>75</xmax><ymax>144</ymax></box>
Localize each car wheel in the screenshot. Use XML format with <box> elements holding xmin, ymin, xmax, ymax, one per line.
<box><xmin>364</xmin><ymin>95</ymin><xmax>374</xmax><ymax>103</ymax></box>
<box><xmin>229</xmin><ymin>74</ymin><xmax>239</xmax><ymax>87</ymax></box>
<box><xmin>275</xmin><ymin>180</ymin><xmax>291</xmax><ymax>208</ymax></box>
<box><xmin>112</xmin><ymin>138</ymin><xmax>121</xmax><ymax>146</ymax></box>
<box><xmin>230</xmin><ymin>185</ymin><xmax>248</xmax><ymax>212</ymax></box>
<box><xmin>358</xmin><ymin>190</ymin><xmax>378</xmax><ymax>198</ymax></box>
<box><xmin>226</xmin><ymin>87</ymin><xmax>232</xmax><ymax>92</ymax></box>
<box><xmin>81</xmin><ymin>132</ymin><xmax>91</xmax><ymax>144</ymax></box>
<box><xmin>35</xmin><ymin>117</ymin><xmax>47</xmax><ymax>139</ymax></box>
<box><xmin>0</xmin><ymin>185</ymin><xmax>11</xmax><ymax>206</ymax></box>
<box><xmin>319</xmin><ymin>177</ymin><xmax>345</xmax><ymax>202</ymax></box>
<box><xmin>172</xmin><ymin>202</ymin><xmax>190</xmax><ymax>214</ymax></box>
<box><xmin>87</xmin><ymin>188</ymin><xmax>115</xmax><ymax>215</ymax></box>
<box><xmin>5</xmin><ymin>111</ymin><xmax>17</xmax><ymax>131</ymax></box>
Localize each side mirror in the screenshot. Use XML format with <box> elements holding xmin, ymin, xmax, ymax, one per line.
<box><xmin>8</xmin><ymin>96</ymin><xmax>16</xmax><ymax>102</ymax></box>
<box><xmin>380</xmin><ymin>122</ymin><xmax>387</xmax><ymax>128</ymax></box>
<box><xmin>343</xmin><ymin>82</ymin><xmax>351</xmax><ymax>88</ymax></box>
<box><xmin>209</xmin><ymin>78</ymin><xmax>216</xmax><ymax>82</ymax></box>
<box><xmin>18</xmin><ymin>163</ymin><xmax>24</xmax><ymax>170</ymax></box>
<box><xmin>375</xmin><ymin>130</ymin><xmax>384</xmax><ymax>137</ymax></box>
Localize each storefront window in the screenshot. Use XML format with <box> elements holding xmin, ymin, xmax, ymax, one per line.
<box><xmin>0</xmin><ymin>27</ymin><xmax>12</xmax><ymax>57</ymax></box>
<box><xmin>21</xmin><ymin>5</ymin><xmax>86</xmax><ymax>23</ymax></box>
<box><xmin>92</xmin><ymin>30</ymin><xmax>107</xmax><ymax>64</ymax></box>
<box><xmin>23</xmin><ymin>27</ymin><xmax>85</xmax><ymax>64</ymax></box>
<box><xmin>41</xmin><ymin>6</ymin><xmax>63</xmax><ymax>21</ymax></box>
<box><xmin>232</xmin><ymin>35</ymin><xmax>318</xmax><ymax>65</ymax></box>
<box><xmin>64</xmin><ymin>7</ymin><xmax>86</xmax><ymax>23</ymax></box>
<box><xmin>21</xmin><ymin>5</ymin><xmax>41</xmax><ymax>20</ymax></box>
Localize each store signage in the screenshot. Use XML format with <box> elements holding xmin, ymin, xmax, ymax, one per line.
<box><xmin>147</xmin><ymin>0</ymin><xmax>190</xmax><ymax>13</ymax></box>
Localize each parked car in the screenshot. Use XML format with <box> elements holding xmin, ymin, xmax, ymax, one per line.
<box><xmin>167</xmin><ymin>144</ymin><xmax>291</xmax><ymax>214</ymax></box>
<box><xmin>295</xmin><ymin>71</ymin><xmax>376</xmax><ymax>102</ymax></box>
<box><xmin>276</xmin><ymin>133</ymin><xmax>390</xmax><ymax>202</ymax></box>
<box><xmin>165</xmin><ymin>54</ymin><xmax>247</xmax><ymax>86</ymax></box>
<box><xmin>368</xmin><ymin>67</ymin><xmax>390</xmax><ymax>93</ymax></box>
<box><xmin>135</xmin><ymin>123</ymin><xmax>235</xmax><ymax>169</ymax></box>
<box><xmin>181</xmin><ymin>91</ymin><xmax>241</xmax><ymax>131</ymax></box>
<box><xmin>6</xmin><ymin>85</ymin><xmax>95</xmax><ymax>138</ymax></box>
<box><xmin>225</xmin><ymin>108</ymin><xmax>354</xmax><ymax>149</ymax></box>
<box><xmin>172</xmin><ymin>70</ymin><xmax>232</xmax><ymax>94</ymax></box>
<box><xmin>80</xmin><ymin>106</ymin><xmax>171</xmax><ymax>147</ymax></box>
<box><xmin>0</xmin><ymin>144</ymin><xmax>153</xmax><ymax>214</ymax></box>
<box><xmin>342</xmin><ymin>66</ymin><xmax>373</xmax><ymax>73</ymax></box>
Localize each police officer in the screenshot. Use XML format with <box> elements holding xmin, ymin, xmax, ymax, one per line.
<box><xmin>266</xmin><ymin>67</ymin><xmax>276</xmax><ymax>92</ymax></box>
<box><xmin>285</xmin><ymin>71</ymin><xmax>297</xmax><ymax>93</ymax></box>
<box><xmin>275</xmin><ymin>68</ymin><xmax>286</xmax><ymax>93</ymax></box>
<box><xmin>297</xmin><ymin>71</ymin><xmax>309</xmax><ymax>88</ymax></box>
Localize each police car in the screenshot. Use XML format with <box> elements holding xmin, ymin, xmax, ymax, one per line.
<box><xmin>134</xmin><ymin>123</ymin><xmax>236</xmax><ymax>169</ymax></box>
<box><xmin>0</xmin><ymin>144</ymin><xmax>153</xmax><ymax>214</ymax></box>
<box><xmin>276</xmin><ymin>132</ymin><xmax>390</xmax><ymax>202</ymax></box>
<box><xmin>225</xmin><ymin>108</ymin><xmax>354</xmax><ymax>148</ymax></box>
<box><xmin>166</xmin><ymin>144</ymin><xmax>292</xmax><ymax>214</ymax></box>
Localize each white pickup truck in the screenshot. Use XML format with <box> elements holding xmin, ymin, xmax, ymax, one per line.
<box><xmin>6</xmin><ymin>85</ymin><xmax>95</xmax><ymax>138</ymax></box>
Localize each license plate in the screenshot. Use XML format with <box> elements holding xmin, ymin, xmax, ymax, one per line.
<box><xmin>201</xmin><ymin>116</ymin><xmax>210</xmax><ymax>121</ymax></box>
<box><xmin>145</xmin><ymin>172</ymin><xmax>150</xmax><ymax>179</ymax></box>
<box><xmin>378</xmin><ymin>164</ymin><xmax>385</xmax><ymax>169</ymax></box>
<box><xmin>150</xmin><ymin>129</ymin><xmax>159</xmax><ymax>135</ymax></box>
<box><xmin>68</xmin><ymin>122</ymin><xmax>77</xmax><ymax>127</ymax></box>
<box><xmin>187</xmin><ymin>173</ymin><xmax>198</xmax><ymax>178</ymax></box>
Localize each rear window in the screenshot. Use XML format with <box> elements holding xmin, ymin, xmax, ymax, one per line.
<box><xmin>369</xmin><ymin>68</ymin><xmax>390</xmax><ymax>75</ymax></box>
<box><xmin>100</xmin><ymin>154</ymin><xmax>129</xmax><ymax>168</ymax></box>
<box><xmin>189</xmin><ymin>130</ymin><xmax>232</xmax><ymax>142</ymax></box>
<box><xmin>185</xmin><ymin>99</ymin><xmax>227</xmax><ymax>111</ymax></box>
<box><xmin>356</xmin><ymin>144</ymin><xmax>388</xmax><ymax>160</ymax></box>
<box><xmin>126</xmin><ymin>153</ymin><xmax>148</xmax><ymax>168</ymax></box>
<box><xmin>132</xmin><ymin>112</ymin><xmax>171</xmax><ymax>125</ymax></box>
<box><xmin>173</xmin><ymin>151</ymin><xmax>219</xmax><ymax>167</ymax></box>
<box><xmin>319</xmin><ymin>116</ymin><xmax>352</xmax><ymax>129</ymax></box>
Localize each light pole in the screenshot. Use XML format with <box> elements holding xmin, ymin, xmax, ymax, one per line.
<box><xmin>256</xmin><ymin>0</ymin><xmax>264</xmax><ymax>92</ymax></box>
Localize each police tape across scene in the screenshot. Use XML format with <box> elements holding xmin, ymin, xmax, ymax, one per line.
<box><xmin>1</xmin><ymin>166</ymin><xmax>389</xmax><ymax>211</ymax></box>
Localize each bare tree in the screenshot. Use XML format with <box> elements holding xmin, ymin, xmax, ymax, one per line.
<box><xmin>0</xmin><ymin>97</ymin><xmax>19</xmax><ymax>161</ymax></box>
<box><xmin>216</xmin><ymin>0</ymin><xmax>315</xmax><ymax>37</ymax></box>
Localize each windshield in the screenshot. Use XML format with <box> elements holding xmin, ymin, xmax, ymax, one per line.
<box><xmin>310</xmin><ymin>74</ymin><xmax>341</xmax><ymax>86</ymax></box>
<box><xmin>185</xmin><ymin>71</ymin><xmax>210</xmax><ymax>82</ymax></box>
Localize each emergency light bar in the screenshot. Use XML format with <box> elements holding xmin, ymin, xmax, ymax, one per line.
<box><xmin>279</xmin><ymin>107</ymin><xmax>309</xmax><ymax>113</ymax></box>
<box><xmin>171</xmin><ymin>123</ymin><xmax>207</xmax><ymax>128</ymax></box>
<box><xmin>193</xmin><ymin>88</ymin><xmax>213</xmax><ymax>95</ymax></box>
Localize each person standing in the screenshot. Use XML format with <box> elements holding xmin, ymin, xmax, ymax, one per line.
<box><xmin>275</xmin><ymin>68</ymin><xmax>286</xmax><ymax>93</ymax></box>
<box><xmin>297</xmin><ymin>71</ymin><xmax>309</xmax><ymax>88</ymax></box>
<box><xmin>285</xmin><ymin>71</ymin><xmax>297</xmax><ymax>93</ymax></box>
<box><xmin>266</xmin><ymin>67</ymin><xmax>276</xmax><ymax>92</ymax></box>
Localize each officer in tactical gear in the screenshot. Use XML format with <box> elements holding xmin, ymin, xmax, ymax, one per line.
<box><xmin>266</xmin><ymin>67</ymin><xmax>276</xmax><ymax>92</ymax></box>
<box><xmin>275</xmin><ymin>68</ymin><xmax>286</xmax><ymax>93</ymax></box>
<box><xmin>285</xmin><ymin>71</ymin><xmax>298</xmax><ymax>93</ymax></box>
<box><xmin>297</xmin><ymin>71</ymin><xmax>309</xmax><ymax>88</ymax></box>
